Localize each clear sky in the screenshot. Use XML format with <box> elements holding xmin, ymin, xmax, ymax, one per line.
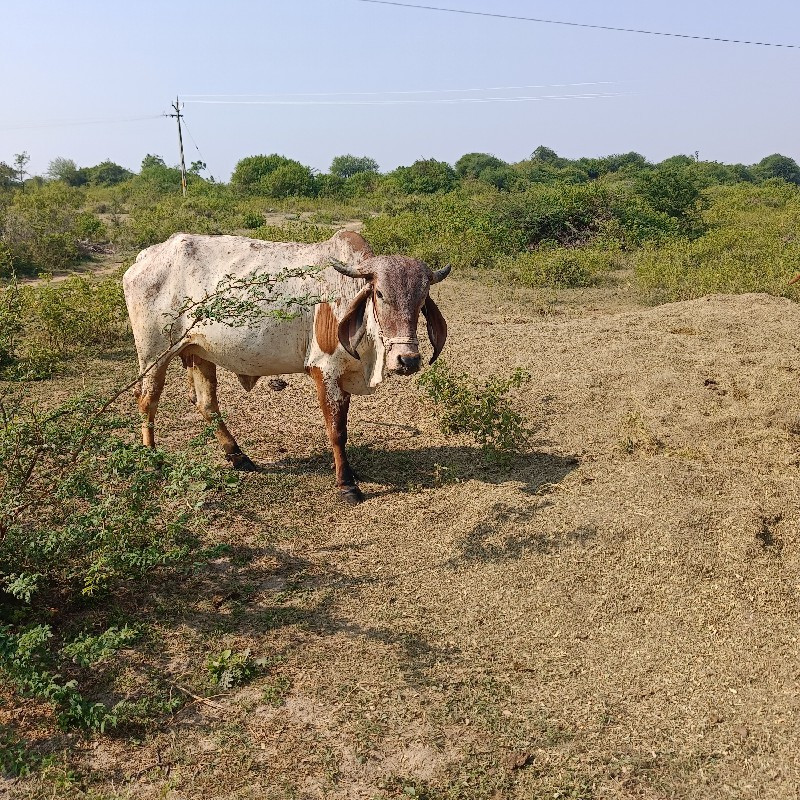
<box><xmin>2</xmin><ymin>0</ymin><xmax>799</xmax><ymax>180</ymax></box>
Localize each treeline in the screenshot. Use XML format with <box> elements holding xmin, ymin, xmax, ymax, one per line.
<box><xmin>2</xmin><ymin>145</ymin><xmax>800</xmax><ymax>302</ymax></box>
<box><xmin>4</xmin><ymin>146</ymin><xmax>798</xmax><ymax>198</ymax></box>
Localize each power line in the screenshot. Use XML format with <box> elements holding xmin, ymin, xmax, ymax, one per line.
<box><xmin>0</xmin><ymin>113</ymin><xmax>164</xmax><ymax>133</ymax></box>
<box><xmin>182</xmin><ymin>92</ymin><xmax>628</xmax><ymax>107</ymax></box>
<box><xmin>354</xmin><ymin>0</ymin><xmax>800</xmax><ymax>49</ymax></box>
<box><xmin>181</xmin><ymin>81</ymin><xmax>617</xmax><ymax>98</ymax></box>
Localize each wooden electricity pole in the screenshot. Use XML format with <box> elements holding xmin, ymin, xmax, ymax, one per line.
<box><xmin>169</xmin><ymin>96</ymin><xmax>188</xmax><ymax>197</ymax></box>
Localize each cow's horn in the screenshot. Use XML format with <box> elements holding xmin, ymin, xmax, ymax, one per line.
<box><xmin>330</xmin><ymin>257</ymin><xmax>367</xmax><ymax>279</ymax></box>
<box><xmin>430</xmin><ymin>264</ymin><xmax>452</xmax><ymax>285</ymax></box>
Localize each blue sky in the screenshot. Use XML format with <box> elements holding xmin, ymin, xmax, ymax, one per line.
<box><xmin>2</xmin><ymin>0</ymin><xmax>799</xmax><ymax>180</ymax></box>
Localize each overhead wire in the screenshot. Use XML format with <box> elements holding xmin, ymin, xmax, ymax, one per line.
<box><xmin>0</xmin><ymin>113</ymin><xmax>164</xmax><ymax>133</ymax></box>
<box><xmin>181</xmin><ymin>81</ymin><xmax>617</xmax><ymax>98</ymax></box>
<box><xmin>182</xmin><ymin>92</ymin><xmax>628</xmax><ymax>106</ymax></box>
<box><xmin>353</xmin><ymin>0</ymin><xmax>800</xmax><ymax>49</ymax></box>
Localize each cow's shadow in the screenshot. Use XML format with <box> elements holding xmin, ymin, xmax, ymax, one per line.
<box><xmin>260</xmin><ymin>443</ymin><xmax>579</xmax><ymax>498</ymax></box>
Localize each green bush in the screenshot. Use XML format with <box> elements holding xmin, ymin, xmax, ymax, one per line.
<box><xmin>22</xmin><ymin>273</ymin><xmax>128</xmax><ymax>354</ymax></box>
<box><xmin>385</xmin><ymin>159</ymin><xmax>457</xmax><ymax>195</ymax></box>
<box><xmin>206</xmin><ymin>648</ymin><xmax>259</xmax><ymax>689</ymax></box>
<box><xmin>0</xmin><ymin>281</ymin><xmax>23</xmax><ymax>369</ymax></box>
<box><xmin>363</xmin><ymin>191</ymin><xmax>512</xmax><ymax>269</ymax></box>
<box><xmin>635</xmin><ymin>183</ymin><xmax>800</xmax><ymax>302</ymax></box>
<box><xmin>0</xmin><ymin>389</ymin><xmax>237</xmax><ymax>731</ymax></box>
<box><xmin>0</xmin><ymin>183</ymin><xmax>107</xmax><ymax>274</ymax></box>
<box><xmin>496</xmin><ymin>246</ymin><xmax>621</xmax><ymax>288</ymax></box>
<box><xmin>231</xmin><ymin>154</ymin><xmax>316</xmax><ymax>197</ymax></box>
<box><xmin>418</xmin><ymin>361</ymin><xmax>532</xmax><ymax>458</ymax></box>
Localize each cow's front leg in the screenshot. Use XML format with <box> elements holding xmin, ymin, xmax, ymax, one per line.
<box><xmin>309</xmin><ymin>366</ymin><xmax>363</xmax><ymax>504</ymax></box>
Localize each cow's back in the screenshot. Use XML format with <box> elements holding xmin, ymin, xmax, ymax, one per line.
<box><xmin>123</xmin><ymin>231</ymin><xmax>371</xmax><ymax>376</ymax></box>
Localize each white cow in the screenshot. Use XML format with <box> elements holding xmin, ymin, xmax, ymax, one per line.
<box><xmin>123</xmin><ymin>230</ymin><xmax>450</xmax><ymax>503</ymax></box>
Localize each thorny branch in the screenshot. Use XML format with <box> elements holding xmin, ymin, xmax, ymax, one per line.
<box><xmin>0</xmin><ymin>264</ymin><xmax>327</xmax><ymax>535</ymax></box>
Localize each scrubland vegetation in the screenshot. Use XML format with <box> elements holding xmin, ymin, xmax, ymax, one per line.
<box><xmin>2</xmin><ymin>143</ymin><xmax>800</xmax><ymax>795</ymax></box>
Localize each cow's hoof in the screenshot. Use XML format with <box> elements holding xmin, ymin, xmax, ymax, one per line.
<box><xmin>339</xmin><ymin>485</ymin><xmax>365</xmax><ymax>505</ymax></box>
<box><xmin>228</xmin><ymin>452</ymin><xmax>258</xmax><ymax>472</ymax></box>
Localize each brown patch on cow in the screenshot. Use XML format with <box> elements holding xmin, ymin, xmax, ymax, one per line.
<box><xmin>315</xmin><ymin>303</ymin><xmax>339</xmax><ymax>355</ymax></box>
<box><xmin>308</xmin><ymin>367</ymin><xmax>333</xmax><ymax>427</ymax></box>
<box><xmin>338</xmin><ymin>230</ymin><xmax>373</xmax><ymax>259</ymax></box>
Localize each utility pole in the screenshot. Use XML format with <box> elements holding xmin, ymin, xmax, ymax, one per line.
<box><xmin>169</xmin><ymin>96</ymin><xmax>188</xmax><ymax>197</ymax></box>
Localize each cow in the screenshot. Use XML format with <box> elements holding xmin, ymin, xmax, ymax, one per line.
<box><xmin>123</xmin><ymin>230</ymin><xmax>451</xmax><ymax>504</ymax></box>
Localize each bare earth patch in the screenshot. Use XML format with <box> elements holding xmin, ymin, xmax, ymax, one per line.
<box><xmin>6</xmin><ymin>277</ymin><xmax>800</xmax><ymax>799</ymax></box>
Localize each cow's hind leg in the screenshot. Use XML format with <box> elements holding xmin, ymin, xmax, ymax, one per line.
<box><xmin>181</xmin><ymin>353</ymin><xmax>197</xmax><ymax>406</ymax></box>
<box><xmin>135</xmin><ymin>363</ymin><xmax>169</xmax><ymax>448</ymax></box>
<box><xmin>188</xmin><ymin>355</ymin><xmax>256</xmax><ymax>471</ymax></box>
<box><xmin>309</xmin><ymin>366</ymin><xmax>363</xmax><ymax>504</ymax></box>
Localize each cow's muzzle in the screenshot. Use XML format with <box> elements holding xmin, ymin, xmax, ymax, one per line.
<box><xmin>385</xmin><ymin>335</ymin><xmax>422</xmax><ymax>376</ymax></box>
<box><xmin>393</xmin><ymin>353</ymin><xmax>422</xmax><ymax>375</ymax></box>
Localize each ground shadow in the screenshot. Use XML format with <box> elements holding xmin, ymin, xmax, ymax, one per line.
<box><xmin>449</xmin><ymin>501</ymin><xmax>597</xmax><ymax>567</ymax></box>
<box><xmin>258</xmin><ymin>443</ymin><xmax>579</xmax><ymax>499</ymax></box>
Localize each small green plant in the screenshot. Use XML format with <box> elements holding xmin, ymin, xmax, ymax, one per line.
<box><xmin>60</xmin><ymin>625</ymin><xmax>141</xmax><ymax>667</ymax></box>
<box><xmin>418</xmin><ymin>361</ymin><xmax>532</xmax><ymax>458</ymax></box>
<box><xmin>240</xmin><ymin>210</ymin><xmax>264</xmax><ymax>229</ymax></box>
<box><xmin>0</xmin><ymin>724</ymin><xmax>41</xmax><ymax>778</ymax></box>
<box><xmin>261</xmin><ymin>674</ymin><xmax>292</xmax><ymax>706</ymax></box>
<box><xmin>0</xmin><ymin>624</ymin><xmax>118</xmax><ymax>732</ymax></box>
<box><xmin>206</xmin><ymin>648</ymin><xmax>259</xmax><ymax>689</ymax></box>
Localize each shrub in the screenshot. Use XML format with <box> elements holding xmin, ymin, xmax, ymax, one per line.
<box><xmin>386</xmin><ymin>159</ymin><xmax>457</xmax><ymax>194</ymax></box>
<box><xmin>634</xmin><ymin>165</ymin><xmax>704</xmax><ymax>231</ymax></box>
<box><xmin>330</xmin><ymin>154</ymin><xmax>379</xmax><ymax>179</ymax></box>
<box><xmin>20</xmin><ymin>273</ymin><xmax>129</xmax><ymax>356</ymax></box>
<box><xmin>0</xmin><ymin>389</ymin><xmax>237</xmax><ymax>730</ymax></box>
<box><xmin>0</xmin><ymin>281</ymin><xmax>23</xmax><ymax>369</ymax></box>
<box><xmin>635</xmin><ymin>182</ymin><xmax>800</xmax><ymax>302</ymax></box>
<box><xmin>231</xmin><ymin>154</ymin><xmax>316</xmax><ymax>197</ymax></box>
<box><xmin>250</xmin><ymin>221</ymin><xmax>334</xmax><ymax>244</ymax></box>
<box><xmin>206</xmin><ymin>648</ymin><xmax>259</xmax><ymax>688</ymax></box>
<box><xmin>0</xmin><ymin>183</ymin><xmax>107</xmax><ymax>274</ymax></box>
<box><xmin>752</xmin><ymin>153</ymin><xmax>800</xmax><ymax>186</ymax></box>
<box><xmin>496</xmin><ymin>246</ymin><xmax>617</xmax><ymax>288</ymax></box>
<box><xmin>418</xmin><ymin>361</ymin><xmax>532</xmax><ymax>458</ymax></box>
<box><xmin>363</xmin><ymin>191</ymin><xmax>512</xmax><ymax>269</ymax></box>
<box><xmin>454</xmin><ymin>152</ymin><xmax>507</xmax><ymax>180</ymax></box>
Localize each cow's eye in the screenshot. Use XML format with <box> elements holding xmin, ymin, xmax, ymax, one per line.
<box><xmin>375</xmin><ymin>290</ymin><xmax>383</xmax><ymax>300</ymax></box>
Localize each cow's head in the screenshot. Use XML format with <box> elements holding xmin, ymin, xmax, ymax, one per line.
<box><xmin>332</xmin><ymin>255</ymin><xmax>451</xmax><ymax>375</ymax></box>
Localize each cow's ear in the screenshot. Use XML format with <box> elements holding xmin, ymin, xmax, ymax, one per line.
<box><xmin>422</xmin><ymin>295</ymin><xmax>447</xmax><ymax>364</ymax></box>
<box><xmin>337</xmin><ymin>285</ymin><xmax>372</xmax><ymax>360</ymax></box>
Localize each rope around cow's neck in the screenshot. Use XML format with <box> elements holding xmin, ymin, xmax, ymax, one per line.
<box><xmin>369</xmin><ymin>291</ymin><xmax>419</xmax><ymax>350</ymax></box>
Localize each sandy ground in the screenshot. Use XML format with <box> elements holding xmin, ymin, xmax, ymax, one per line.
<box><xmin>6</xmin><ymin>275</ymin><xmax>800</xmax><ymax>799</ymax></box>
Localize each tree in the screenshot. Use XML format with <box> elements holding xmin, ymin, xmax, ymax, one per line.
<box><xmin>635</xmin><ymin>165</ymin><xmax>702</xmax><ymax>221</ymax></box>
<box><xmin>13</xmin><ymin>152</ymin><xmax>30</xmax><ymax>190</ymax></box>
<box><xmin>137</xmin><ymin>154</ymin><xmax>182</xmax><ymax>193</ymax></box>
<box><xmin>387</xmin><ymin>159</ymin><xmax>457</xmax><ymax>194</ymax></box>
<box><xmin>231</xmin><ymin>154</ymin><xmax>315</xmax><ymax>197</ymax></box>
<box><xmin>141</xmin><ymin>154</ymin><xmax>167</xmax><ymax>171</ymax></box>
<box><xmin>47</xmin><ymin>157</ymin><xmax>87</xmax><ymax>187</ymax></box>
<box><xmin>86</xmin><ymin>160</ymin><xmax>132</xmax><ymax>186</ymax></box>
<box><xmin>189</xmin><ymin>160</ymin><xmax>207</xmax><ymax>175</ymax></box>
<box><xmin>454</xmin><ymin>152</ymin><xmax>507</xmax><ymax>180</ymax></box>
<box><xmin>0</xmin><ymin>162</ymin><xmax>18</xmax><ymax>189</ymax></box>
<box><xmin>752</xmin><ymin>154</ymin><xmax>800</xmax><ymax>186</ymax></box>
<box><xmin>329</xmin><ymin>154</ymin><xmax>379</xmax><ymax>180</ymax></box>
<box><xmin>530</xmin><ymin>146</ymin><xmax>567</xmax><ymax>167</ymax></box>
<box><xmin>262</xmin><ymin>162</ymin><xmax>316</xmax><ymax>198</ymax></box>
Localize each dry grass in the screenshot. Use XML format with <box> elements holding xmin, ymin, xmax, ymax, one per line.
<box><xmin>5</xmin><ymin>275</ymin><xmax>800</xmax><ymax>799</ymax></box>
